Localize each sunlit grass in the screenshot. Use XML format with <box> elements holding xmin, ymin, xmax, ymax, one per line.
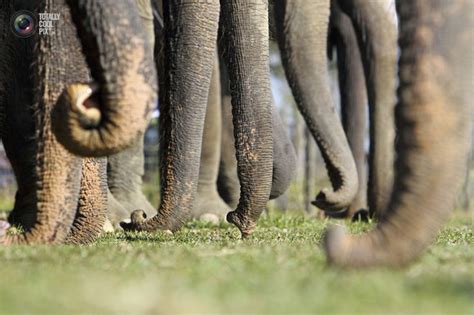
<box><xmin>0</xmin><ymin>212</ymin><xmax>472</xmax><ymax>314</ymax></box>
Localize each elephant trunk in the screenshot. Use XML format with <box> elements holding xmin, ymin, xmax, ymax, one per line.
<box><xmin>222</xmin><ymin>0</ymin><xmax>273</xmax><ymax>237</ymax></box>
<box><xmin>338</xmin><ymin>0</ymin><xmax>398</xmax><ymax>217</ymax></box>
<box><xmin>123</xmin><ymin>0</ymin><xmax>221</xmax><ymax>232</ymax></box>
<box><xmin>324</xmin><ymin>0</ymin><xmax>472</xmax><ymax>268</ymax></box>
<box><xmin>330</xmin><ymin>1</ymin><xmax>368</xmax><ymax>216</ymax></box>
<box><xmin>275</xmin><ymin>0</ymin><xmax>358</xmax><ymax>212</ymax></box>
<box><xmin>52</xmin><ymin>0</ymin><xmax>157</xmax><ymax>157</ymax></box>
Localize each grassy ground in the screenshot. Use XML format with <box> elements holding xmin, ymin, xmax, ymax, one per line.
<box><xmin>0</xmin><ymin>213</ymin><xmax>472</xmax><ymax>314</ymax></box>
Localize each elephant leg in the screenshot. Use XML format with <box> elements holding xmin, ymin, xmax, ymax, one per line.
<box><xmin>217</xmin><ymin>92</ymin><xmax>240</xmax><ymax>209</ymax></box>
<box><xmin>325</xmin><ymin>0</ymin><xmax>473</xmax><ymax>268</ymax></box>
<box><xmin>274</xmin><ymin>0</ymin><xmax>359</xmax><ymax>213</ymax></box>
<box><xmin>107</xmin><ymin>134</ymin><xmax>156</xmax><ymax>221</ymax></box>
<box><xmin>2</xmin><ymin>5</ymin><xmax>37</xmax><ymax>230</ymax></box>
<box><xmin>66</xmin><ymin>158</ymin><xmax>107</xmax><ymax>244</ymax></box>
<box><xmin>194</xmin><ymin>56</ymin><xmax>231</xmax><ymax>221</ymax></box>
<box><xmin>123</xmin><ymin>0</ymin><xmax>221</xmax><ymax>232</ymax></box>
<box><xmin>270</xmin><ymin>105</ymin><xmax>297</xmax><ymax>200</ymax></box>
<box><xmin>0</xmin><ymin>1</ymin><xmax>10</xmax><ymax>139</ymax></box>
<box><xmin>0</xmin><ymin>0</ymin><xmax>84</xmax><ymax>244</ymax></box>
<box><xmin>106</xmin><ymin>0</ymin><xmax>156</xmax><ymax>225</ymax></box>
<box><xmin>338</xmin><ymin>0</ymin><xmax>397</xmax><ymax>218</ymax></box>
<box><xmin>221</xmin><ymin>0</ymin><xmax>273</xmax><ymax>237</ymax></box>
<box><xmin>107</xmin><ymin>188</ymin><xmax>129</xmax><ymax>227</ymax></box>
<box><xmin>330</xmin><ymin>0</ymin><xmax>368</xmax><ymax>218</ymax></box>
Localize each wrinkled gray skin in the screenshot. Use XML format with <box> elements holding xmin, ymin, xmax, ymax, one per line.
<box><xmin>327</xmin><ymin>0</ymin><xmax>368</xmax><ymax>218</ymax></box>
<box><xmin>123</xmin><ymin>0</ymin><xmax>274</xmax><ymax>237</ymax></box>
<box><xmin>334</xmin><ymin>0</ymin><xmax>398</xmax><ymax>219</ymax></box>
<box><xmin>106</xmin><ymin>1</ymin><xmax>156</xmax><ymax>225</ymax></box>
<box><xmin>274</xmin><ymin>0</ymin><xmax>359</xmax><ymax>213</ymax></box>
<box><xmin>268</xmin><ymin>0</ymin><xmax>396</xmax><ymax>219</ymax></box>
<box><xmin>0</xmin><ymin>0</ymin><xmax>156</xmax><ymax>244</ymax></box>
<box><xmin>108</xmin><ymin>0</ymin><xmax>295</xmax><ymax>226</ymax></box>
<box><xmin>325</xmin><ymin>0</ymin><xmax>472</xmax><ymax>268</ymax></box>
<box><xmin>219</xmin><ymin>0</ymin><xmax>364</xmax><ymax>214</ymax></box>
<box><xmin>217</xmin><ymin>56</ymin><xmax>297</xmax><ymax>209</ymax></box>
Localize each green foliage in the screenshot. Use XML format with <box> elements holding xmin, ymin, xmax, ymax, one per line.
<box><xmin>0</xmin><ymin>214</ymin><xmax>472</xmax><ymax>314</ymax></box>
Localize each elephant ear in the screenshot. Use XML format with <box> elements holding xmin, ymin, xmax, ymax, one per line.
<box><xmin>324</xmin><ymin>0</ymin><xmax>473</xmax><ymax>268</ymax></box>
<box><xmin>52</xmin><ymin>0</ymin><xmax>157</xmax><ymax>157</ymax></box>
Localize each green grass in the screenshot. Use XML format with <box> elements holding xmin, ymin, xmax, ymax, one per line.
<box><xmin>0</xmin><ymin>213</ymin><xmax>472</xmax><ymax>314</ymax></box>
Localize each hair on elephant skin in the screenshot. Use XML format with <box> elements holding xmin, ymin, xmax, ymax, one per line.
<box><xmin>0</xmin><ymin>0</ymin><xmax>157</xmax><ymax>244</ymax></box>
<box><xmin>324</xmin><ymin>0</ymin><xmax>473</xmax><ymax>268</ymax></box>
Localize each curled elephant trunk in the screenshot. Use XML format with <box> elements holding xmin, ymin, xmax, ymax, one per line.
<box><xmin>336</xmin><ymin>0</ymin><xmax>398</xmax><ymax>217</ymax></box>
<box><xmin>274</xmin><ymin>0</ymin><xmax>358</xmax><ymax>212</ymax></box>
<box><xmin>52</xmin><ymin>0</ymin><xmax>157</xmax><ymax>157</ymax></box>
<box><xmin>324</xmin><ymin>0</ymin><xmax>472</xmax><ymax>268</ymax></box>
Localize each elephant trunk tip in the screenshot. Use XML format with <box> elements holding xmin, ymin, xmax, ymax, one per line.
<box><xmin>227</xmin><ymin>210</ymin><xmax>257</xmax><ymax>238</ymax></box>
<box><xmin>52</xmin><ymin>81</ymin><xmax>155</xmax><ymax>158</ymax></box>
<box><xmin>66</xmin><ymin>83</ymin><xmax>102</xmax><ymax>128</ymax></box>
<box><xmin>323</xmin><ymin>223</ymin><xmax>424</xmax><ymax>269</ymax></box>
<box><xmin>312</xmin><ymin>152</ymin><xmax>359</xmax><ymax>213</ymax></box>
<box><xmin>323</xmin><ymin>224</ymin><xmax>353</xmax><ymax>267</ymax></box>
<box><xmin>312</xmin><ymin>178</ymin><xmax>358</xmax><ymax>212</ymax></box>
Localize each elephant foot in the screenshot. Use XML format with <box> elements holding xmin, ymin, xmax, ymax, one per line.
<box><xmin>0</xmin><ymin>221</ymin><xmax>10</xmax><ymax>238</ymax></box>
<box><xmin>351</xmin><ymin>209</ymin><xmax>370</xmax><ymax>223</ymax></box>
<box><xmin>226</xmin><ymin>211</ymin><xmax>256</xmax><ymax>238</ymax></box>
<box><xmin>120</xmin><ymin>210</ymin><xmax>173</xmax><ymax>235</ymax></box>
<box><xmin>103</xmin><ymin>218</ymin><xmax>115</xmax><ymax>233</ymax></box>
<box><xmin>7</xmin><ymin>208</ymin><xmax>36</xmax><ymax>230</ymax></box>
<box><xmin>107</xmin><ymin>190</ymin><xmax>131</xmax><ymax>227</ymax></box>
<box><xmin>193</xmin><ymin>188</ymin><xmax>231</xmax><ymax>223</ymax></box>
<box><xmin>108</xmin><ymin>189</ymin><xmax>156</xmax><ymax>226</ymax></box>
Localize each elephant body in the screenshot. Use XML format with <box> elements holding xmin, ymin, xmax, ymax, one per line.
<box><xmin>0</xmin><ymin>0</ymin><xmax>157</xmax><ymax>243</ymax></box>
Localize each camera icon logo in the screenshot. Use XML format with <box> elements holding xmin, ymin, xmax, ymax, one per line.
<box><xmin>11</xmin><ymin>10</ymin><xmax>37</xmax><ymax>38</ymax></box>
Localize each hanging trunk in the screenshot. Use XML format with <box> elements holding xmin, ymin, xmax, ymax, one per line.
<box><xmin>221</xmin><ymin>0</ymin><xmax>273</xmax><ymax>237</ymax></box>
<box><xmin>325</xmin><ymin>0</ymin><xmax>473</xmax><ymax>268</ymax></box>
<box><xmin>122</xmin><ymin>0</ymin><xmax>221</xmax><ymax>232</ymax></box>
<box><xmin>338</xmin><ymin>0</ymin><xmax>397</xmax><ymax>218</ymax></box>
<box><xmin>274</xmin><ymin>0</ymin><xmax>359</xmax><ymax>213</ymax></box>
<box><xmin>331</xmin><ymin>0</ymin><xmax>368</xmax><ymax>216</ymax></box>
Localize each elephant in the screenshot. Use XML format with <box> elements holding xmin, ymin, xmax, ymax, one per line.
<box><xmin>0</xmin><ymin>0</ymin><xmax>157</xmax><ymax>244</ymax></box>
<box><xmin>123</xmin><ymin>0</ymin><xmax>364</xmax><ymax>237</ymax></box>
<box><xmin>281</xmin><ymin>0</ymin><xmax>397</xmax><ymax>220</ymax></box>
<box><xmin>328</xmin><ymin>0</ymin><xmax>369</xmax><ymax>218</ymax></box>
<box><xmin>324</xmin><ymin>0</ymin><xmax>473</xmax><ymax>267</ymax></box>
<box><xmin>105</xmin><ymin>0</ymin><xmax>158</xmax><ymax>225</ymax></box>
<box><xmin>332</xmin><ymin>0</ymin><xmax>398</xmax><ymax>219</ymax></box>
<box><xmin>121</xmin><ymin>0</ymin><xmax>276</xmax><ymax>237</ymax></box>
<box><xmin>273</xmin><ymin>0</ymin><xmax>359</xmax><ymax>214</ymax></box>
<box><xmin>215</xmin><ymin>55</ymin><xmax>298</xmax><ymax>211</ymax></box>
